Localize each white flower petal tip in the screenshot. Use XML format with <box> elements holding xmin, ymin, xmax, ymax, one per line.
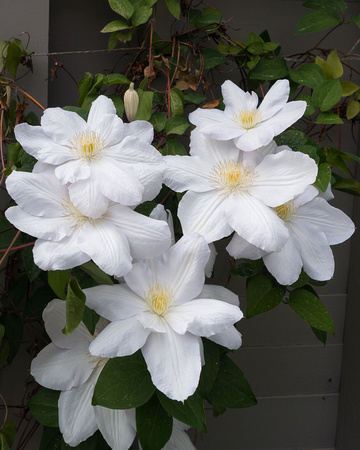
<box><xmin>15</xmin><ymin>95</ymin><xmax>162</xmax><ymax>206</ymax></box>
<box><xmin>189</xmin><ymin>79</ymin><xmax>306</xmax><ymax>151</ymax></box>
<box><xmin>86</xmin><ymin>234</ymin><xmax>243</xmax><ymax>402</ymax></box>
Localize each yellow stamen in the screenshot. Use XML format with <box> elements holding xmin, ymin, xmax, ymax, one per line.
<box><xmin>68</xmin><ymin>130</ymin><xmax>107</xmax><ymax>160</ymax></box>
<box><xmin>274</xmin><ymin>201</ymin><xmax>298</xmax><ymax>222</ymax></box>
<box><xmin>210</xmin><ymin>160</ymin><xmax>257</xmax><ymax>195</ymax></box>
<box><xmin>61</xmin><ymin>198</ymin><xmax>95</xmax><ymax>228</ymax></box>
<box><xmin>87</xmin><ymin>353</ymin><xmax>109</xmax><ymax>370</ymax></box>
<box><xmin>233</xmin><ymin>109</ymin><xmax>261</xmax><ymax>129</ymax></box>
<box><xmin>145</xmin><ymin>282</ymin><xmax>173</xmax><ymax>316</ymax></box>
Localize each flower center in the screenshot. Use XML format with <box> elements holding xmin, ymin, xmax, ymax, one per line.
<box><xmin>68</xmin><ymin>130</ymin><xmax>107</xmax><ymax>160</ymax></box>
<box><xmin>145</xmin><ymin>282</ymin><xmax>173</xmax><ymax>316</ymax></box>
<box><xmin>210</xmin><ymin>160</ymin><xmax>257</xmax><ymax>195</ymax></box>
<box><xmin>233</xmin><ymin>109</ymin><xmax>261</xmax><ymax>129</ymax></box>
<box><xmin>87</xmin><ymin>353</ymin><xmax>109</xmax><ymax>370</ymax></box>
<box><xmin>62</xmin><ymin>198</ymin><xmax>95</xmax><ymax>228</ymax></box>
<box><xmin>274</xmin><ymin>201</ymin><xmax>298</xmax><ymax>222</ymax></box>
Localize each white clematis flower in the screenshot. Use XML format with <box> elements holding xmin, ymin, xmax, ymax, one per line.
<box><xmin>189</xmin><ymin>79</ymin><xmax>306</xmax><ymax>151</ymax></box>
<box><xmin>84</xmin><ymin>233</ymin><xmax>243</xmax><ymax>402</ymax></box>
<box><xmin>5</xmin><ymin>166</ymin><xmax>171</xmax><ymax>277</ymax></box>
<box><xmin>227</xmin><ymin>186</ymin><xmax>355</xmax><ymax>285</ymax></box>
<box><xmin>14</xmin><ymin>95</ymin><xmax>164</xmax><ymax>211</ymax></box>
<box><xmin>163</xmin><ymin>130</ymin><xmax>317</xmax><ymax>252</ymax></box>
<box><xmin>30</xmin><ymin>299</ymin><xmax>137</xmax><ymax>448</ymax></box>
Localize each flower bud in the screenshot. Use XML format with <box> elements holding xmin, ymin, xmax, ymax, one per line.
<box><xmin>124</xmin><ymin>82</ymin><xmax>139</xmax><ymax>122</ymax></box>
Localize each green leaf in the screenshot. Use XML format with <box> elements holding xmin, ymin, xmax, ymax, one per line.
<box><xmin>107</xmin><ymin>94</ymin><xmax>125</xmax><ymax>117</ymax></box>
<box><xmin>332</xmin><ymin>174</ymin><xmax>360</xmax><ymax>194</ymax></box>
<box><xmin>131</xmin><ymin>6</ymin><xmax>153</xmax><ymax>26</ymax></box>
<box><xmin>157</xmin><ymin>391</ymin><xmax>206</xmax><ymax>432</ymax></box>
<box><xmin>160</xmin><ymin>137</ymin><xmax>187</xmax><ymax>156</ymax></box>
<box><xmin>24</xmin><ymin>285</ymin><xmax>55</xmax><ymax>318</ymax></box>
<box><xmin>109</xmin><ymin>0</ymin><xmax>135</xmax><ymax>19</ymax></box>
<box><xmin>347</xmin><ymin>99</ymin><xmax>360</xmax><ymax>120</ymax></box>
<box><xmin>77</xmin><ymin>72</ymin><xmax>93</xmax><ymax>107</ymax></box>
<box><xmin>1</xmin><ymin>274</ymin><xmax>28</xmax><ymax>309</ymax></box>
<box><xmin>207</xmin><ymin>354</ymin><xmax>257</xmax><ymax>408</ymax></box>
<box><xmin>1</xmin><ymin>422</ymin><xmax>16</xmax><ymax>448</ymax></box>
<box><xmin>246</xmin><ymin>274</ymin><xmax>283</xmax><ymax>318</ymax></box>
<box><xmin>164</xmin><ymin>116</ymin><xmax>190</xmax><ymax>135</ymax></box>
<box><xmin>311</xmin><ymin>326</ymin><xmax>327</xmax><ymax>345</ymax></box>
<box><xmin>80</xmin><ymin>261</ymin><xmax>114</xmax><ymax>285</ymax></box>
<box><xmin>136</xmin><ymin>394</ymin><xmax>173</xmax><ymax>450</ymax></box>
<box><xmin>324</xmin><ymin>147</ymin><xmax>350</xmax><ymax>175</ymax></box>
<box><xmin>169</xmin><ymin>88</ymin><xmax>184</xmax><ymax>117</ymax></box>
<box><xmin>312</xmin><ymin>80</ymin><xmax>342</xmax><ymax>111</ymax></box>
<box><xmin>93</xmin><ymin>351</ymin><xmax>155</xmax><ymax>409</ymax></box>
<box><xmin>275</xmin><ymin>129</ymin><xmax>307</xmax><ymax>150</ymax></box>
<box><xmin>303</xmin><ymin>0</ymin><xmax>347</xmax><ymax>14</ymax></box>
<box><xmin>198</xmin><ymin>339</ymin><xmax>220</xmax><ymax>396</ymax></box>
<box><xmin>291</xmin><ymin>270</ymin><xmax>310</xmax><ymax>289</ymax></box>
<box><xmin>295</xmin><ymin>10</ymin><xmax>340</xmax><ymax>35</ymax></box>
<box><xmin>62</xmin><ymin>106</ymin><xmax>88</xmax><ymax>121</ymax></box>
<box><xmin>249</xmin><ymin>57</ymin><xmax>288</xmax><ymax>80</ymax></box>
<box><xmin>134</xmin><ymin>89</ymin><xmax>153</xmax><ymax>120</ymax></box>
<box><xmin>101</xmin><ymin>20</ymin><xmax>130</xmax><ymax>33</ymax></box>
<box><xmin>289</xmin><ymin>63</ymin><xmax>324</xmax><ymax>89</ymax></box>
<box><xmin>28</xmin><ymin>388</ymin><xmax>60</xmax><ymax>427</ymax></box>
<box><xmin>165</xmin><ymin>0</ymin><xmax>180</xmax><ymax>19</ymax></box>
<box><xmin>4</xmin><ymin>314</ymin><xmax>23</xmax><ymax>363</ymax></box>
<box><xmin>22</xmin><ymin>245</ymin><xmax>41</xmax><ymax>282</ymax></box>
<box><xmin>200</xmin><ymin>48</ymin><xmax>226</xmax><ymax>70</ymax></box>
<box><xmin>106</xmin><ymin>73</ymin><xmax>130</xmax><ymax>85</ymax></box>
<box><xmin>288</xmin><ymin>288</ymin><xmax>334</xmax><ymax>333</ymax></box>
<box><xmin>82</xmin><ymin>306</ymin><xmax>100</xmax><ymax>335</ymax></box>
<box><xmin>183</xmin><ymin>93</ymin><xmax>206</xmax><ymax>104</ymax></box>
<box><xmin>326</xmin><ymin>49</ymin><xmax>343</xmax><ymax>79</ymax></box>
<box><xmin>39</xmin><ymin>427</ymin><xmax>63</xmax><ymax>450</ymax></box>
<box><xmin>246</xmin><ymin>33</ymin><xmax>279</xmax><ymax>55</ymax></box>
<box><xmin>62</xmin><ymin>278</ymin><xmax>86</xmax><ymax>335</ymax></box>
<box><xmin>349</xmin><ymin>14</ymin><xmax>360</xmax><ymax>28</ymax></box>
<box><xmin>149</xmin><ymin>112</ymin><xmax>167</xmax><ymax>132</ymax></box>
<box><xmin>0</xmin><ymin>433</ymin><xmax>10</xmax><ymax>450</ymax></box>
<box><xmin>230</xmin><ymin>259</ymin><xmax>263</xmax><ymax>278</ymax></box>
<box><xmin>5</xmin><ymin>40</ymin><xmax>22</xmax><ymax>78</ymax></box>
<box><xmin>315</xmin><ymin>55</ymin><xmax>333</xmax><ymax>79</ymax></box>
<box><xmin>48</xmin><ymin>270</ymin><xmax>69</xmax><ymax>300</ymax></box>
<box><xmin>297</xmin><ymin>144</ymin><xmax>320</xmax><ymax>163</ymax></box>
<box><xmin>340</xmin><ymin>81</ymin><xmax>359</xmax><ymax>97</ymax></box>
<box><xmin>6</xmin><ymin>142</ymin><xmax>22</xmax><ymax>166</ymax></box>
<box><xmin>135</xmin><ymin>201</ymin><xmax>158</xmax><ymax>217</ymax></box>
<box><xmin>315</xmin><ymin>111</ymin><xmax>343</xmax><ymax>124</ymax></box>
<box><xmin>314</xmin><ymin>163</ymin><xmax>332</xmax><ymax>191</ymax></box>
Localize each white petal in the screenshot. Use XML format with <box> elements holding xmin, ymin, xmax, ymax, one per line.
<box><xmin>164</xmin><ymin>155</ymin><xmax>213</xmax><ymax>193</ymax></box>
<box><xmin>33</xmin><ymin>232</ymin><xmax>90</xmax><ymax>271</ymax></box>
<box><xmin>205</xmin><ymin>243</ymin><xmax>217</xmax><ymax>278</ymax></box>
<box><xmin>15</xmin><ymin>123</ymin><xmax>72</xmax><ymax>163</ymax></box>
<box><xmin>162</xmin><ymin>419</ymin><xmax>196</xmax><ymax>450</ymax></box>
<box><xmin>189</xmin><ymin>129</ymin><xmax>241</xmax><ymax>162</ymax></box>
<box><xmin>84</xmin><ymin>285</ymin><xmax>146</xmax><ymax>321</ymax></box>
<box><xmin>142</xmin><ymin>326</ymin><xmax>202</xmax><ymax>401</ymax></box>
<box><xmin>105</xmin><ymin>204</ymin><xmax>171</xmax><ymax>260</ymax></box>
<box><xmin>30</xmin><ymin>344</ymin><xmax>93</xmax><ymax>390</ymax></box>
<box><xmin>196</xmin><ymin>284</ymin><xmax>239</xmax><ymax>306</ymax></box>
<box><xmin>225</xmin><ymin>193</ymin><xmax>289</xmax><ymax>252</ymax></box>
<box><xmin>107</xmin><ymin>136</ymin><xmax>162</xmax><ymax>165</ymax></box>
<box><xmin>43</xmin><ymin>299</ymin><xmax>93</xmax><ymax>349</ymax></box>
<box><xmin>55</xmin><ymin>159</ymin><xmax>91</xmax><ymax>184</ymax></box>
<box><xmin>233</xmin><ymin>124</ymin><xmax>274</xmax><ymax>151</ymax></box>
<box><xmin>251</xmin><ymin>150</ymin><xmax>317</xmax><ymax>206</ymax></box>
<box><xmin>5</xmin><ymin>207</ymin><xmax>72</xmax><ymax>241</ymax></box>
<box><xmin>58</xmin><ymin>369</ymin><xmax>100</xmax><ymax>446</ymax></box>
<box><xmin>188</xmin><ymin>108</ymin><xmax>244</xmax><ymax>140</ymax></box>
<box><xmin>226</xmin><ymin>233</ymin><xmax>268</xmax><ymax>260</ymax></box>
<box><xmin>222</xmin><ymin>80</ymin><xmax>258</xmax><ymax>115</ymax></box>
<box><xmin>258</xmin><ymin>79</ymin><xmax>290</xmax><ymax>121</ymax></box>
<box><xmin>123</xmin><ymin>120</ymin><xmax>154</xmax><ymax>143</ymax></box>
<box><xmin>167</xmin><ymin>299</ymin><xmax>242</xmax><ymax>336</ymax></box>
<box><xmin>68</xmin><ymin>179</ymin><xmax>109</xmax><ymax>219</ymax></box>
<box><xmin>263</xmin><ymin>231</ymin><xmax>303</xmax><ymax>285</ymax></box>
<box><xmin>296</xmin><ymin>197</ymin><xmax>355</xmax><ymax>245</ymax></box>
<box><xmin>5</xmin><ymin>169</ymin><xmax>67</xmax><ymax>217</ymax></box>
<box><xmin>77</xmin><ymin>220</ymin><xmax>132</xmax><ymax>277</ymax></box>
<box><xmin>208</xmin><ymin>326</ymin><xmax>243</xmax><ymax>350</ymax></box>
<box><xmin>291</xmin><ymin>220</ymin><xmax>335</xmax><ymax>281</ymax></box>
<box><xmin>179</xmin><ymin>190</ymin><xmax>233</xmax><ymax>243</ymax></box>
<box><xmin>135</xmin><ymin>168</ymin><xmax>163</xmax><ymax>202</ymax></box>
<box><xmin>41</xmin><ymin>107</ymin><xmax>87</xmax><ymax>145</ymax></box>
<box><xmin>94</xmin><ymin>406</ymin><xmax>136</xmax><ymax>450</ymax></box>
<box><xmin>263</xmin><ymin>100</ymin><xmax>307</xmax><ymax>136</ymax></box>
<box><xmin>89</xmin><ymin>318</ymin><xmax>151</xmax><ymax>358</ymax></box>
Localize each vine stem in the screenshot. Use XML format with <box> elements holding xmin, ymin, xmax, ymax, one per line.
<box><xmin>0</xmin><ymin>240</ymin><xmax>34</xmax><ymax>253</ymax></box>
<box><xmin>0</xmin><ymin>230</ymin><xmax>21</xmax><ymax>267</ymax></box>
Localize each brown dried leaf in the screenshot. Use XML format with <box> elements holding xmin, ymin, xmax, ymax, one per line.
<box><xmin>202</xmin><ymin>99</ymin><xmax>220</xmax><ymax>109</ymax></box>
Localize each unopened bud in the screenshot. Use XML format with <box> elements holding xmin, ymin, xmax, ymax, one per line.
<box><xmin>124</xmin><ymin>82</ymin><xmax>139</xmax><ymax>122</ymax></box>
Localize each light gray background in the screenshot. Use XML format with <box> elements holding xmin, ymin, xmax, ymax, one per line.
<box><xmin>1</xmin><ymin>1</ymin><xmax>359</xmax><ymax>448</ymax></box>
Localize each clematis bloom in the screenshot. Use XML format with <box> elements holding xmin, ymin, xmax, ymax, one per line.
<box><xmin>189</xmin><ymin>79</ymin><xmax>306</xmax><ymax>151</ymax></box>
<box><xmin>84</xmin><ymin>233</ymin><xmax>243</xmax><ymax>402</ymax></box>
<box><xmin>163</xmin><ymin>130</ymin><xmax>317</xmax><ymax>253</ymax></box>
<box><xmin>14</xmin><ymin>95</ymin><xmax>164</xmax><ymax>212</ymax></box>
<box><xmin>5</xmin><ymin>166</ymin><xmax>171</xmax><ymax>277</ymax></box>
<box><xmin>227</xmin><ymin>186</ymin><xmax>355</xmax><ymax>285</ymax></box>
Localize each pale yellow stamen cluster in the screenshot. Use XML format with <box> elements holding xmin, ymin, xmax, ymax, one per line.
<box><xmin>145</xmin><ymin>282</ymin><xmax>173</xmax><ymax>316</ymax></box>
<box><xmin>68</xmin><ymin>130</ymin><xmax>107</xmax><ymax>160</ymax></box>
<box><xmin>274</xmin><ymin>201</ymin><xmax>298</xmax><ymax>222</ymax></box>
<box><xmin>87</xmin><ymin>353</ymin><xmax>109</xmax><ymax>370</ymax></box>
<box><xmin>62</xmin><ymin>198</ymin><xmax>95</xmax><ymax>228</ymax></box>
<box><xmin>233</xmin><ymin>109</ymin><xmax>261</xmax><ymax>129</ymax></box>
<box><xmin>210</xmin><ymin>160</ymin><xmax>257</xmax><ymax>195</ymax></box>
